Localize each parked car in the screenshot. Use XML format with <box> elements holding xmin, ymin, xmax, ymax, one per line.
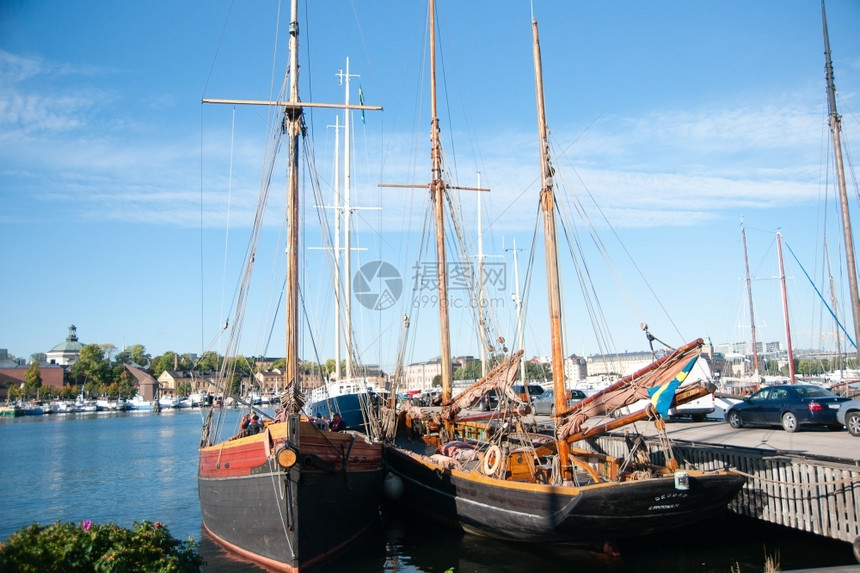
<box><xmin>836</xmin><ymin>399</ymin><xmax>860</xmax><ymax>437</ymax></box>
<box><xmin>532</xmin><ymin>389</ymin><xmax>586</xmax><ymax>416</ymax></box>
<box><xmin>479</xmin><ymin>389</ymin><xmax>499</xmax><ymax>411</ymax></box>
<box><xmin>479</xmin><ymin>384</ymin><xmax>547</xmax><ymax>411</ymax></box>
<box><xmin>667</xmin><ymin>392</ymin><xmax>715</xmax><ymax>422</ymax></box>
<box><xmin>512</xmin><ymin>384</ymin><xmax>546</xmax><ymax>402</ymax></box>
<box><xmin>725</xmin><ymin>384</ymin><xmax>849</xmax><ymax>433</ymax></box>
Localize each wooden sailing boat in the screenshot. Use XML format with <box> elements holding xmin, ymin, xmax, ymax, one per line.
<box><xmin>383</xmin><ymin>6</ymin><xmax>745</xmax><ymax>549</ymax></box>
<box><xmin>197</xmin><ymin>2</ymin><xmax>384</xmax><ymax>571</ymax></box>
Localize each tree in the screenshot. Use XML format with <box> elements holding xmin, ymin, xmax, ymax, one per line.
<box><xmin>70</xmin><ymin>344</ymin><xmax>109</xmax><ymax>393</ymax></box>
<box><xmin>100</xmin><ymin>344</ymin><xmax>118</xmax><ymax>363</ymax></box>
<box><xmin>454</xmin><ymin>359</ymin><xmax>483</xmax><ymax>381</ymax></box>
<box><xmin>24</xmin><ymin>362</ymin><xmax>42</xmax><ymax>399</ymax></box>
<box><xmin>115</xmin><ymin>344</ymin><xmax>151</xmax><ymax>368</ymax></box>
<box><xmin>196</xmin><ymin>351</ymin><xmax>222</xmax><ymax>372</ymax></box>
<box><xmin>227</xmin><ymin>372</ymin><xmax>241</xmax><ymax>395</ymax></box>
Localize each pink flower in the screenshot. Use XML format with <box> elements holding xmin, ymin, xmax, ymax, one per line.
<box><xmin>82</xmin><ymin>520</ymin><xmax>92</xmax><ymax>531</ymax></box>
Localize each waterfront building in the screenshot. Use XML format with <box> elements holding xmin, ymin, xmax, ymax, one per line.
<box><xmin>46</xmin><ymin>325</ymin><xmax>84</xmax><ymax>366</ymax></box>
<box><xmin>586</xmin><ymin>350</ymin><xmax>655</xmax><ymax>378</ymax></box>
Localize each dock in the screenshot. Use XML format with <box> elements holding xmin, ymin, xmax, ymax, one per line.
<box><xmin>583</xmin><ymin>422</ymin><xmax>859</xmax><ymax>555</ymax></box>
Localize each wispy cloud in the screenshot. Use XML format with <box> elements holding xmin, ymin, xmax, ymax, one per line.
<box><xmin>0</xmin><ymin>47</ymin><xmax>833</xmax><ymax>237</ymax></box>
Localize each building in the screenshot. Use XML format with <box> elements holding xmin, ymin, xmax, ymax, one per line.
<box><xmin>564</xmin><ymin>354</ymin><xmax>587</xmax><ymax>381</ymax></box>
<box><xmin>125</xmin><ymin>365</ymin><xmax>160</xmax><ymax>401</ymax></box>
<box><xmin>46</xmin><ymin>324</ymin><xmax>84</xmax><ymax>366</ymax></box>
<box><xmin>586</xmin><ymin>350</ymin><xmax>656</xmax><ymax>378</ymax></box>
<box><xmin>157</xmin><ymin>370</ymin><xmax>224</xmax><ymax>396</ymax></box>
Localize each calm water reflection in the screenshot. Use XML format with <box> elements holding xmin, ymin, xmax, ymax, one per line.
<box><xmin>0</xmin><ymin>410</ymin><xmax>855</xmax><ymax>572</ymax></box>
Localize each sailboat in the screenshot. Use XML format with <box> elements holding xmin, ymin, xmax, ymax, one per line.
<box><xmin>383</xmin><ymin>5</ymin><xmax>746</xmax><ymax>550</ymax></box>
<box><xmin>197</xmin><ymin>2</ymin><xmax>384</xmax><ymax>571</ymax></box>
<box><xmin>305</xmin><ymin>58</ymin><xmax>386</xmax><ymax>431</ymax></box>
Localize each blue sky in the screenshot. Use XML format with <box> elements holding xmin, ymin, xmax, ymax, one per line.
<box><xmin>2</xmin><ymin>1</ymin><xmax>860</xmax><ymax>374</ymax></box>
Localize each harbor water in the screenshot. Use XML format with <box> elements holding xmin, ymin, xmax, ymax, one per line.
<box><xmin>0</xmin><ymin>410</ymin><xmax>856</xmax><ymax>572</ymax></box>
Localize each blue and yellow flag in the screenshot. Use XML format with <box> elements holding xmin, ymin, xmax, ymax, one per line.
<box><xmin>647</xmin><ymin>356</ymin><xmax>698</xmax><ymax>417</ymax></box>
<box><xmin>358</xmin><ymin>85</ymin><xmax>366</xmax><ymax>125</ymax></box>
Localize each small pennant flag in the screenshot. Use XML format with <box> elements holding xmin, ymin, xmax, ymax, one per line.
<box><xmin>647</xmin><ymin>356</ymin><xmax>698</xmax><ymax>417</ymax></box>
<box><xmin>358</xmin><ymin>85</ymin><xmax>366</xmax><ymax>125</ymax></box>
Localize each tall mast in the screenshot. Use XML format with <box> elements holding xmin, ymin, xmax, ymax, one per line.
<box><xmin>285</xmin><ymin>0</ymin><xmax>301</xmax><ymax>387</ymax></box>
<box><xmin>201</xmin><ymin>1</ymin><xmax>381</xmax><ymax>395</ymax></box>
<box><xmin>477</xmin><ymin>173</ymin><xmax>488</xmax><ymax>378</ymax></box>
<box><xmin>532</xmin><ymin>17</ymin><xmax>572</xmax><ymax>482</ymax></box>
<box><xmin>342</xmin><ymin>58</ymin><xmax>354</xmax><ymax>382</ymax></box>
<box><xmin>822</xmin><ymin>0</ymin><xmax>860</xmax><ymax>364</ymax></box>
<box><xmin>429</xmin><ymin>0</ymin><xmax>453</xmax><ymax>402</ymax></box>
<box><xmin>332</xmin><ymin>115</ymin><xmax>341</xmax><ymax>381</ymax></box>
<box><xmin>777</xmin><ymin>232</ymin><xmax>796</xmax><ymax>383</ymax></box>
<box><xmin>741</xmin><ymin>219</ymin><xmax>759</xmax><ymax>375</ymax></box>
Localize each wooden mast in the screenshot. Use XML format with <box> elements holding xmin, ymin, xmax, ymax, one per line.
<box><xmin>741</xmin><ymin>219</ymin><xmax>759</xmax><ymax>375</ymax></box>
<box><xmin>821</xmin><ymin>0</ymin><xmax>860</xmax><ymax>364</ymax></box>
<box><xmin>429</xmin><ymin>0</ymin><xmax>454</xmax><ymax>404</ymax></box>
<box><xmin>531</xmin><ymin>17</ymin><xmax>572</xmax><ymax>481</ymax></box>
<box><xmin>200</xmin><ymin>1</ymin><xmax>380</xmax><ymax>404</ymax></box>
<box><xmin>285</xmin><ymin>0</ymin><xmax>301</xmax><ymax>388</ymax></box>
<box><xmin>777</xmin><ymin>232</ymin><xmax>796</xmax><ymax>383</ymax></box>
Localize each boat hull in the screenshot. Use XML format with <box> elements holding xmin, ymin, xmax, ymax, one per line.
<box><xmin>199</xmin><ymin>420</ymin><xmax>384</xmax><ymax>572</ymax></box>
<box><xmin>307</xmin><ymin>392</ymin><xmax>368</xmax><ymax>431</ymax></box>
<box><xmin>384</xmin><ymin>445</ymin><xmax>745</xmax><ymax>544</ymax></box>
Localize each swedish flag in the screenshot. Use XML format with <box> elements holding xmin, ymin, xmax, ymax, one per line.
<box><xmin>358</xmin><ymin>85</ymin><xmax>366</xmax><ymax>125</ymax></box>
<box><xmin>647</xmin><ymin>356</ymin><xmax>698</xmax><ymax>417</ymax></box>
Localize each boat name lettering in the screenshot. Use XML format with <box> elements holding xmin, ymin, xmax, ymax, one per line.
<box><xmin>653</xmin><ymin>492</ymin><xmax>687</xmax><ymax>502</ymax></box>
<box><xmin>648</xmin><ymin>503</ymin><xmax>681</xmax><ymax>511</ymax></box>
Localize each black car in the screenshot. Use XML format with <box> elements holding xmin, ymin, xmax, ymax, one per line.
<box><xmin>725</xmin><ymin>384</ymin><xmax>849</xmax><ymax>433</ymax></box>
<box><xmin>512</xmin><ymin>384</ymin><xmax>546</xmax><ymax>402</ymax></box>
<box><xmin>479</xmin><ymin>384</ymin><xmax>547</xmax><ymax>411</ymax></box>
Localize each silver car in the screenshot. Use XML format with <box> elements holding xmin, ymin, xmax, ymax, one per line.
<box><xmin>836</xmin><ymin>398</ymin><xmax>860</xmax><ymax>437</ymax></box>
<box><xmin>532</xmin><ymin>389</ymin><xmax>586</xmax><ymax>416</ymax></box>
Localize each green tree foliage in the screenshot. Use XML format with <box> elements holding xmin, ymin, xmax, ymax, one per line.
<box><xmin>196</xmin><ymin>351</ymin><xmax>222</xmax><ymax>372</ymax></box>
<box><xmin>24</xmin><ymin>362</ymin><xmax>42</xmax><ymax>398</ymax></box>
<box><xmin>70</xmin><ymin>345</ymin><xmax>109</xmax><ymax>392</ymax></box>
<box><xmin>115</xmin><ymin>344</ymin><xmax>151</xmax><ymax>368</ymax></box>
<box><xmin>150</xmin><ymin>352</ymin><xmax>196</xmax><ymax>378</ymax></box>
<box><xmin>58</xmin><ymin>385</ymin><xmax>78</xmax><ymax>400</ymax></box>
<box><xmin>454</xmin><ymin>359</ymin><xmax>483</xmax><ymax>381</ymax></box>
<box><xmin>301</xmin><ymin>360</ymin><xmax>322</xmax><ymax>375</ymax></box>
<box><xmin>228</xmin><ymin>372</ymin><xmax>241</xmax><ymax>395</ymax></box>
<box><xmin>0</xmin><ymin>520</ymin><xmax>203</xmax><ymax>572</ymax></box>
<box><xmin>100</xmin><ymin>343</ymin><xmax>118</xmax><ymax>363</ymax></box>
<box><xmin>525</xmin><ymin>360</ymin><xmax>552</xmax><ymax>382</ymax></box>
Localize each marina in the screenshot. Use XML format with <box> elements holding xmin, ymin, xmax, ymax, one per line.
<box><xmin>1</xmin><ymin>409</ymin><xmax>858</xmax><ymax>571</ymax></box>
<box><xmin>3</xmin><ymin>1</ymin><xmax>860</xmax><ymax>571</ymax></box>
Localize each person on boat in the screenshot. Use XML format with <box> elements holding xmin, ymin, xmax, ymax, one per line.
<box><xmin>247</xmin><ymin>414</ymin><xmax>262</xmax><ymax>435</ymax></box>
<box><xmin>240</xmin><ymin>413</ymin><xmax>252</xmax><ymax>434</ymax></box>
<box><xmin>329</xmin><ymin>413</ymin><xmax>346</xmax><ymax>432</ymax></box>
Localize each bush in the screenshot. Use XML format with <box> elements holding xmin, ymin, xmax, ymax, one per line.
<box><xmin>0</xmin><ymin>520</ymin><xmax>204</xmax><ymax>572</ymax></box>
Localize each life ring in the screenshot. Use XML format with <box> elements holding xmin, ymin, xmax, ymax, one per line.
<box><xmin>482</xmin><ymin>445</ymin><xmax>503</xmax><ymax>476</ymax></box>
